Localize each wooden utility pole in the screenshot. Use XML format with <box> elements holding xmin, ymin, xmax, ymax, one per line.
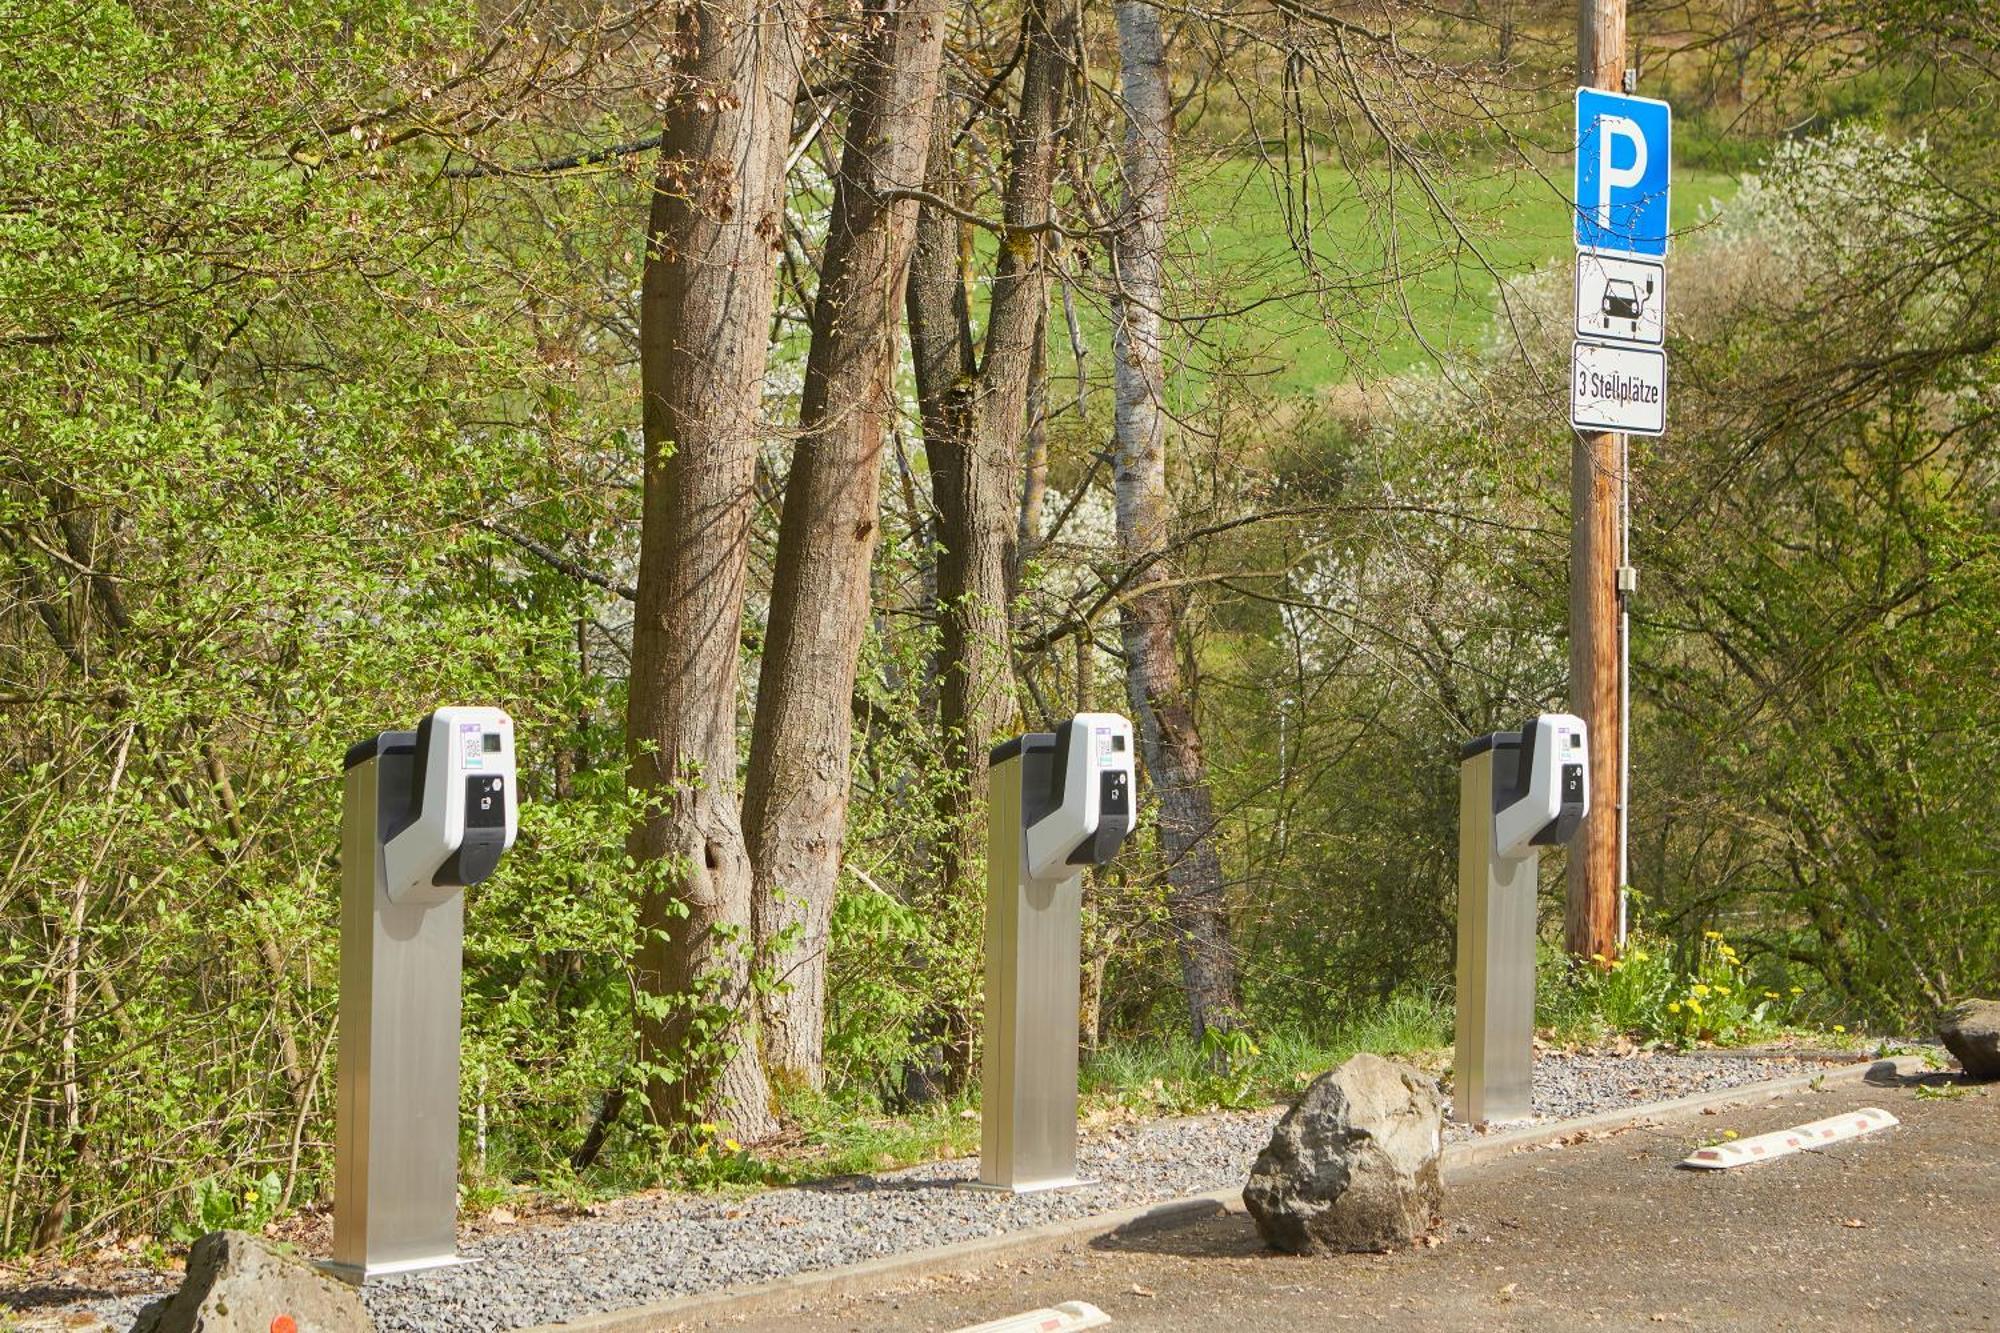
<box><xmin>1568</xmin><ymin>0</ymin><xmax>1625</xmax><ymax>963</ymax></box>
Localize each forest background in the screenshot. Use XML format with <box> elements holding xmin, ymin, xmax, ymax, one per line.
<box><xmin>2</xmin><ymin>0</ymin><xmax>1995</xmax><ymax>1257</ymax></box>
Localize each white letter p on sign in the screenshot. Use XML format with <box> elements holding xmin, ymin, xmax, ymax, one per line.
<box><xmin>1596</xmin><ymin>114</ymin><xmax>1647</xmax><ymax>228</ymax></box>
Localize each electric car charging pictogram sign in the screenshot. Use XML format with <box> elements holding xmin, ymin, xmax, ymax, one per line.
<box><xmin>1571</xmin><ymin>88</ymin><xmax>1672</xmax><ymax>435</ymax></box>
<box><xmin>1575</xmin><ymin>252</ymin><xmax>1664</xmax><ymax>346</ymax></box>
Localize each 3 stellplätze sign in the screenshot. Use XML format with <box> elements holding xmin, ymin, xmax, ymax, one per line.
<box><xmin>1571</xmin><ymin>340</ymin><xmax>1666</xmax><ymax>435</ymax></box>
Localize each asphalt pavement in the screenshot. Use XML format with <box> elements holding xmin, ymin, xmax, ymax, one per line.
<box><xmin>696</xmin><ymin>1065</ymin><xmax>1995</xmax><ymax>1332</ymax></box>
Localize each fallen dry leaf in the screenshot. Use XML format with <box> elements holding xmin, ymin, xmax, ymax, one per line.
<box><xmin>1843</xmin><ymin>1218</ymin><xmax>1866</xmax><ymax>1229</ymax></box>
<box><xmin>1130</xmin><ymin>1283</ymin><xmax>1157</xmax><ymax>1298</ymax></box>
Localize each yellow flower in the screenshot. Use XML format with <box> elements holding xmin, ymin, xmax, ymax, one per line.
<box><xmin>1692</xmin><ymin>984</ymin><xmax>1711</xmax><ymax>997</ymax></box>
<box><xmin>1704</xmin><ymin>930</ymin><xmax>1724</xmax><ymax>940</ymax></box>
<box><xmin>1686</xmin><ymin>998</ymin><xmax>1704</xmax><ymax>1016</ymax></box>
<box><xmin>1667</xmin><ymin>1001</ymin><xmax>1682</xmax><ymax>1014</ymax></box>
<box><xmin>1832</xmin><ymin>1024</ymin><xmax>1846</xmax><ymax>1034</ymax></box>
<box><xmin>1764</xmin><ymin>991</ymin><xmax>1780</xmax><ymax>999</ymax></box>
<box><xmin>1722</xmin><ymin>1130</ymin><xmax>1739</xmax><ymax>1140</ymax></box>
<box><xmin>1715</xmin><ymin>985</ymin><xmax>1731</xmax><ymax>997</ymax></box>
<box><xmin>1790</xmin><ymin>986</ymin><xmax>1804</xmax><ymax>995</ymax></box>
<box><xmin>1630</xmin><ymin>949</ymin><xmax>1650</xmax><ymax>962</ymax></box>
<box><xmin>1591</xmin><ymin>953</ymin><xmax>1606</xmax><ymax>963</ymax></box>
<box><xmin>723</xmin><ymin>1138</ymin><xmax>742</xmax><ymax>1152</ymax></box>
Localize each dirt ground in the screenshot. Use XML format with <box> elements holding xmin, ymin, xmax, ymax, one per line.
<box><xmin>693</xmin><ymin>1066</ymin><xmax>1995</xmax><ymax>1332</ymax></box>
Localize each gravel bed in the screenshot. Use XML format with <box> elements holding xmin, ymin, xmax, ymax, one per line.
<box><xmin>49</xmin><ymin>1049</ymin><xmax>1857</xmax><ymax>1332</ymax></box>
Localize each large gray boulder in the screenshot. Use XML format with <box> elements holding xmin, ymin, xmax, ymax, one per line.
<box><xmin>1242</xmin><ymin>1052</ymin><xmax>1444</xmax><ymax>1254</ymax></box>
<box><xmin>130</xmin><ymin>1230</ymin><xmax>371</xmax><ymax>1333</ymax></box>
<box><xmin>1939</xmin><ymin>999</ymin><xmax>2000</xmax><ymax>1081</ymax></box>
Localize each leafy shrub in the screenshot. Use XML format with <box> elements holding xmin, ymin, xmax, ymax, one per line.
<box><xmin>171</xmin><ymin>1171</ymin><xmax>282</xmax><ymax>1243</ymax></box>
<box><xmin>1550</xmin><ymin>931</ymin><xmax>1808</xmax><ymax>1049</ymax></box>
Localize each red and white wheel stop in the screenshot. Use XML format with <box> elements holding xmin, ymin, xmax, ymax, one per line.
<box><xmin>1681</xmin><ymin>1106</ymin><xmax>1899</xmax><ymax>1169</ymax></box>
<box><xmin>950</xmin><ymin>1301</ymin><xmax>1112</xmax><ymax>1333</ymax></box>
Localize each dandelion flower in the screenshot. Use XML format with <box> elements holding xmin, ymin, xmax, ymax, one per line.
<box><xmin>1693</xmin><ymin>983</ymin><xmax>1711</xmax><ymax>997</ymax></box>
<box><xmin>1832</xmin><ymin>1024</ymin><xmax>1846</xmax><ymax>1034</ymax></box>
<box><xmin>1668</xmin><ymin>1002</ymin><xmax>1682</xmax><ymax>1014</ymax></box>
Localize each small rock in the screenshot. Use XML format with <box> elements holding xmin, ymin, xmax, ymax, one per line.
<box><xmin>129</xmin><ymin>1230</ymin><xmax>371</xmax><ymax>1333</ymax></box>
<box><xmin>1938</xmin><ymin>999</ymin><xmax>2000</xmax><ymax>1080</ymax></box>
<box><xmin>1242</xmin><ymin>1052</ymin><xmax>1444</xmax><ymax>1254</ymax></box>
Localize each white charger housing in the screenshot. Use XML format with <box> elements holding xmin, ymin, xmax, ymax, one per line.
<box><xmin>1024</xmin><ymin>712</ymin><xmax>1136</xmax><ymax>879</ymax></box>
<box><xmin>1494</xmin><ymin>712</ymin><xmax>1589</xmax><ymax>858</ymax></box>
<box><xmin>382</xmin><ymin>706</ymin><xmax>518</xmax><ymax>906</ymax></box>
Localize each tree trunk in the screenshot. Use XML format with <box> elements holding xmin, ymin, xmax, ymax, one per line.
<box><xmin>907</xmin><ymin>101</ymin><xmax>988</xmax><ymax>912</ymax></box>
<box><xmin>745</xmin><ymin>0</ymin><xmax>949</xmax><ymax>1092</ymax></box>
<box><xmin>627</xmin><ymin>0</ymin><xmax>803</xmax><ymax>1140</ymax></box>
<box><xmin>914</xmin><ymin>0</ymin><xmax>1075</xmax><ymax>906</ymax></box>
<box><xmin>897</xmin><ymin>1</ymin><xmax>1075</xmax><ymax>1099</ymax></box>
<box><xmin>1108</xmin><ymin>0</ymin><xmax>1241</xmax><ymax>1040</ymax></box>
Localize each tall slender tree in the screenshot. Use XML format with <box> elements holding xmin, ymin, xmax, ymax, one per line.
<box><xmin>1107</xmin><ymin>0</ymin><xmax>1241</xmax><ymax>1038</ymax></box>
<box><xmin>627</xmin><ymin>0</ymin><xmax>805</xmax><ymax>1139</ymax></box>
<box><xmin>909</xmin><ymin>0</ymin><xmax>1078</xmax><ymax>920</ymax></box>
<box><xmin>744</xmin><ymin>0</ymin><xmax>950</xmax><ymax>1090</ymax></box>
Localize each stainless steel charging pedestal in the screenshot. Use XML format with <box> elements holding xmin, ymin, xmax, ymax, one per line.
<box><xmin>328</xmin><ymin>709</ymin><xmax>518</xmax><ymax>1281</ymax></box>
<box><xmin>1453</xmin><ymin>732</ymin><xmax>1535</xmax><ymax>1125</ymax></box>
<box><xmin>1453</xmin><ymin>715</ymin><xmax>1589</xmax><ymax>1126</ymax></box>
<box><xmin>972</xmin><ymin>716</ymin><xmax>1135</xmax><ymax>1193</ymax></box>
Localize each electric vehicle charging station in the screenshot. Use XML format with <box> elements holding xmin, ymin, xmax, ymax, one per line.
<box><xmin>976</xmin><ymin>713</ymin><xmax>1136</xmax><ymax>1192</ymax></box>
<box><xmin>1454</xmin><ymin>713</ymin><xmax>1588</xmax><ymax>1125</ymax></box>
<box><xmin>329</xmin><ymin>707</ymin><xmax>518</xmax><ymax>1281</ymax></box>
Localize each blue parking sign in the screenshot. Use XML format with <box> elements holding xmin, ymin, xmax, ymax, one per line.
<box><xmin>1575</xmin><ymin>89</ymin><xmax>1672</xmax><ymax>257</ymax></box>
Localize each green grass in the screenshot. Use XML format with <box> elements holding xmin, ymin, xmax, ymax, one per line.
<box><xmin>766</xmin><ymin>1089</ymin><xmax>984</xmax><ymax>1179</ymax></box>
<box><xmin>466</xmin><ymin>994</ymin><xmax>1457</xmax><ymax>1217</ymax></box>
<box><xmin>1048</xmin><ymin>154</ymin><xmax>1740</xmax><ymax>398</ymax></box>
<box><xmin>688</xmin><ymin>995</ymin><xmax>1454</xmax><ymax>1187</ymax></box>
<box><xmin>1080</xmin><ymin>991</ymin><xmax>1454</xmax><ymax>1115</ymax></box>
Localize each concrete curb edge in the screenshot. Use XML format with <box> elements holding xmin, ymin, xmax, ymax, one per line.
<box><xmin>521</xmin><ymin>1053</ymin><xmax>1926</xmax><ymax>1332</ymax></box>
